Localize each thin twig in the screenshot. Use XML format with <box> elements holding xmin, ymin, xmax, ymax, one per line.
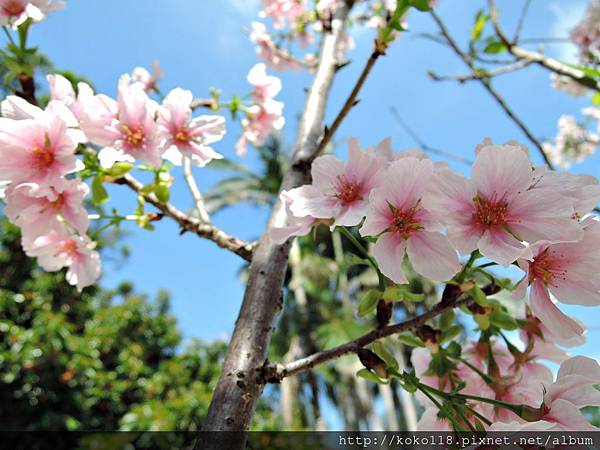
<box><xmin>182</xmin><ymin>156</ymin><xmax>211</xmax><ymax>223</ymax></box>
<box><xmin>488</xmin><ymin>0</ymin><xmax>600</xmax><ymax>93</ymax></box>
<box><xmin>312</xmin><ymin>42</ymin><xmax>384</xmax><ymax>160</ymax></box>
<box><xmin>190</xmin><ymin>98</ymin><xmax>216</xmax><ymax>110</ymax></box>
<box><xmin>114</xmin><ymin>174</ymin><xmax>256</xmax><ymax>261</ymax></box>
<box><xmin>430</xmin><ymin>10</ymin><xmax>554</xmax><ymax>169</ymax></box>
<box><xmin>429</xmin><ymin>58</ymin><xmax>533</xmax><ymax>83</ymax></box>
<box><xmin>389</xmin><ymin>107</ymin><xmax>473</xmax><ymax>166</ymax></box>
<box><xmin>513</xmin><ymin>0</ymin><xmax>532</xmax><ymax>43</ymax></box>
<box><xmin>263</xmin><ymin>294</ymin><xmax>474</xmax><ymax>382</ymax></box>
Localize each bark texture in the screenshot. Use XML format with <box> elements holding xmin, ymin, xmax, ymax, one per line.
<box><xmin>199</xmin><ymin>4</ymin><xmax>352</xmax><ymax>449</ymax></box>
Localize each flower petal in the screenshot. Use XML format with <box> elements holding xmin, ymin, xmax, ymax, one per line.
<box><xmin>406</xmin><ymin>231</ymin><xmax>460</xmax><ymax>282</ymax></box>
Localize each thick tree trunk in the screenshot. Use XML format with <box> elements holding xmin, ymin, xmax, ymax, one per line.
<box><xmin>199</xmin><ymin>4</ymin><xmax>352</xmax><ymax>449</ymax></box>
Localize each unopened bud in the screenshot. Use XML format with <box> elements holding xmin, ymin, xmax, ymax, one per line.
<box><xmin>376</xmin><ymin>299</ymin><xmax>393</xmax><ymax>328</ymax></box>
<box><xmin>357</xmin><ymin>348</ymin><xmax>388</xmax><ymax>379</ymax></box>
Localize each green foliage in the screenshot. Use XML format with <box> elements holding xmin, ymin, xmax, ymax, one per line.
<box><xmin>0</xmin><ymin>218</ymin><xmax>276</xmax><ymax>432</ymax></box>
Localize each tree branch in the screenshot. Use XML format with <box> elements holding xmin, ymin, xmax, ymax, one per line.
<box><xmin>430</xmin><ymin>10</ymin><xmax>555</xmax><ymax>169</ymax></box>
<box><xmin>428</xmin><ymin>58</ymin><xmax>533</xmax><ymax>83</ymax></box>
<box><xmin>262</xmin><ymin>287</ymin><xmax>475</xmax><ymax>382</ymax></box>
<box><xmin>312</xmin><ymin>43</ymin><xmax>384</xmax><ymax>159</ymax></box>
<box><xmin>115</xmin><ymin>174</ymin><xmax>255</xmax><ymax>261</ymax></box>
<box><xmin>199</xmin><ymin>3</ymin><xmax>359</xmax><ymax>447</ymax></box>
<box><xmin>488</xmin><ymin>0</ymin><xmax>600</xmax><ymax>93</ymax></box>
<box><xmin>182</xmin><ymin>156</ymin><xmax>211</xmax><ymax>223</ymax></box>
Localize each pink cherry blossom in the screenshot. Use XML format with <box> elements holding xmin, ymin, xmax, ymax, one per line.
<box><xmin>492</xmin><ymin>356</ymin><xmax>600</xmax><ymax>431</ymax></box>
<box><xmin>22</xmin><ymin>229</ymin><xmax>101</xmax><ymax>291</ymax></box>
<box><xmin>131</xmin><ymin>60</ymin><xmax>163</xmax><ymax>93</ymax></box>
<box><xmin>157</xmin><ymin>88</ymin><xmax>225</xmax><ymax>167</ymax></box>
<box><xmin>288</xmin><ymin>138</ymin><xmax>384</xmax><ymax>228</ymax></box>
<box><xmin>93</xmin><ymin>75</ymin><xmax>161</xmax><ymax>168</ymax></box>
<box><xmin>514</xmin><ymin>217</ymin><xmax>600</xmax><ymax>342</ymax></box>
<box><xmin>271</xmin><ymin>189</ymin><xmax>316</xmax><ymax>244</ymax></box>
<box><xmin>47</xmin><ymin>73</ymin><xmax>95</xmax><ymax>123</ymax></box>
<box><xmin>0</xmin><ymin>107</ymin><xmax>77</xmax><ymax>186</ymax></box>
<box><xmin>247</xmin><ymin>63</ymin><xmax>282</xmax><ymax>103</ymax></box>
<box><xmin>260</xmin><ymin>0</ymin><xmax>306</xmax><ymax>30</ymax></box>
<box><xmin>4</xmin><ymin>179</ymin><xmax>89</xmax><ymax>238</ymax></box>
<box><xmin>249</xmin><ymin>22</ymin><xmax>302</xmax><ymax>71</ymax></box>
<box><xmin>359</xmin><ymin>157</ymin><xmax>460</xmax><ymax>283</ymax></box>
<box><xmin>0</xmin><ymin>0</ymin><xmax>64</xmax><ymax>28</ymax></box>
<box><xmin>76</xmin><ymin>85</ymin><xmax>118</xmax><ymax>147</ymax></box>
<box><xmin>425</xmin><ymin>143</ymin><xmax>583</xmax><ymax>267</ymax></box>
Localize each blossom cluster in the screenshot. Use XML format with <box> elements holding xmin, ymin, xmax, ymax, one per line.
<box><xmin>0</xmin><ymin>70</ymin><xmax>228</xmax><ymax>289</ymax></box>
<box><xmin>413</xmin><ymin>330</ymin><xmax>600</xmax><ymax>431</ymax></box>
<box><xmin>236</xmin><ymin>63</ymin><xmax>286</xmax><ymax>156</ymax></box>
<box><xmin>273</xmin><ymin>138</ymin><xmax>600</xmax><ymax>343</ymax></box>
<box><xmin>250</xmin><ymin>0</ymin><xmax>355</xmax><ymax>72</ymax></box>
<box><xmin>570</xmin><ymin>0</ymin><xmax>600</xmax><ymax>64</ymax></box>
<box><xmin>543</xmin><ymin>112</ymin><xmax>600</xmax><ymax>168</ymax></box>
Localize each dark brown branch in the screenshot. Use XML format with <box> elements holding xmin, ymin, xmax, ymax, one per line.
<box><xmin>115</xmin><ymin>174</ymin><xmax>256</xmax><ymax>261</ymax></box>
<box><xmin>263</xmin><ymin>288</ymin><xmax>476</xmax><ymax>383</ymax></box>
<box><xmin>430</xmin><ymin>10</ymin><xmax>555</xmax><ymax>169</ymax></box>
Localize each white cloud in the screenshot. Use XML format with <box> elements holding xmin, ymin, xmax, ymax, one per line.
<box><xmin>548</xmin><ymin>0</ymin><xmax>587</xmax><ymax>62</ymax></box>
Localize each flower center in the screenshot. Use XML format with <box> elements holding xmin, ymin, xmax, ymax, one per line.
<box><xmin>31</xmin><ymin>142</ymin><xmax>55</xmax><ymax>170</ymax></box>
<box><xmin>335</xmin><ymin>177</ymin><xmax>362</xmax><ymax>205</ymax></box>
<box><xmin>390</xmin><ymin>205</ymin><xmax>421</xmax><ymax>238</ymax></box>
<box><xmin>528</xmin><ymin>249</ymin><xmax>567</xmax><ymax>287</ymax></box>
<box><xmin>472</xmin><ymin>194</ymin><xmax>509</xmax><ymax>228</ymax></box>
<box><xmin>60</xmin><ymin>239</ymin><xmax>78</xmax><ymax>256</ymax></box>
<box><xmin>121</xmin><ymin>124</ymin><xmax>145</xmax><ymax>148</ymax></box>
<box><xmin>53</xmin><ymin>194</ymin><xmax>65</xmax><ymax>212</ymax></box>
<box><xmin>3</xmin><ymin>0</ymin><xmax>25</xmax><ymax>16</ymax></box>
<box><xmin>174</xmin><ymin>128</ymin><xmax>191</xmax><ymax>143</ymax></box>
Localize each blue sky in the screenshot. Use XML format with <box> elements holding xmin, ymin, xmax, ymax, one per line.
<box><xmin>27</xmin><ymin>0</ymin><xmax>600</xmax><ymax>358</ymax></box>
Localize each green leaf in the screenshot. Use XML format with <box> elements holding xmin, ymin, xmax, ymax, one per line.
<box><xmin>372</xmin><ymin>341</ymin><xmax>399</xmax><ymax>371</ymax></box>
<box><xmin>430</xmin><ymin>352</ymin><xmax>453</xmax><ymax>377</ymax></box>
<box><xmin>91</xmin><ymin>175</ymin><xmax>109</xmax><ymax>205</ymax></box>
<box><xmin>474</xmin><ymin>314</ymin><xmax>490</xmax><ymax>330</ymax></box>
<box><xmin>356</xmin><ymin>368</ymin><xmax>388</xmax><ymax>384</ymax></box>
<box><xmin>483</xmin><ymin>40</ymin><xmax>507</xmax><ymax>54</ymax></box>
<box><xmin>469</xmin><ymin>286</ymin><xmax>489</xmax><ymax>307</ymax></box>
<box><xmin>592</xmin><ymin>92</ymin><xmax>600</xmax><ymax>106</ymax></box>
<box><xmin>154</xmin><ymin>184</ymin><xmax>170</xmax><ymax>204</ymax></box>
<box><xmin>439</xmin><ymin>311</ymin><xmax>455</xmax><ymax>330</ymax></box>
<box><xmin>471</xmin><ymin>10</ymin><xmax>488</xmax><ymax>42</ymax></box>
<box><xmin>489</xmin><ymin>309</ymin><xmax>519</xmax><ymax>330</ymax></box>
<box><xmin>439</xmin><ymin>325</ymin><xmax>462</xmax><ymax>344</ymax></box>
<box><xmin>409</xmin><ymin>0</ymin><xmax>431</xmax><ymax>12</ymax></box>
<box><xmin>357</xmin><ymin>289</ymin><xmax>381</xmax><ymax>317</ymax></box>
<box><xmin>105</xmin><ymin>162</ymin><xmax>132</xmax><ymax>178</ymax></box>
<box><xmin>445</xmin><ymin>341</ymin><xmax>462</xmax><ymax>358</ymax></box>
<box><xmin>397</xmin><ymin>332</ymin><xmax>425</xmax><ymax>348</ymax></box>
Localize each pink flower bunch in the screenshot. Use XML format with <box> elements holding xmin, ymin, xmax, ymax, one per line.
<box><xmin>543</xmin><ymin>115</ymin><xmax>599</xmax><ymax>168</ymax></box>
<box><xmin>0</xmin><ymin>96</ymin><xmax>99</xmax><ymax>290</ymax></box>
<box><xmin>275</xmin><ymin>138</ymin><xmax>600</xmax><ymax>336</ymax></box>
<box><xmin>46</xmin><ymin>73</ymin><xmax>226</xmax><ymax>169</ymax></box>
<box><xmin>260</xmin><ymin>0</ymin><xmax>307</xmax><ymax>30</ymax></box>
<box><xmin>570</xmin><ymin>0</ymin><xmax>600</xmax><ymax>64</ymax></box>
<box><xmin>131</xmin><ymin>61</ymin><xmax>163</xmax><ymax>93</ymax></box>
<box><xmin>236</xmin><ymin>63</ymin><xmax>285</xmax><ymax>156</ymax></box>
<box><xmin>249</xmin><ymin>22</ymin><xmax>305</xmax><ymax>71</ymax></box>
<box><xmin>0</xmin><ymin>72</ymin><xmax>228</xmax><ymax>288</ymax></box>
<box><xmin>415</xmin><ymin>335</ymin><xmax>600</xmax><ymax>431</ymax></box>
<box><xmin>0</xmin><ymin>0</ymin><xmax>63</xmax><ymax>28</ymax></box>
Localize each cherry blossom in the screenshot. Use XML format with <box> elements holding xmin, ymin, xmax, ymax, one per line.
<box><xmin>4</xmin><ymin>179</ymin><xmax>89</xmax><ymax>238</ymax></box>
<box><xmin>249</xmin><ymin>21</ymin><xmax>302</xmax><ymax>71</ymax></box>
<box><xmin>425</xmin><ymin>142</ymin><xmax>583</xmax><ymax>267</ymax></box>
<box><xmin>236</xmin><ymin>64</ymin><xmax>285</xmax><ymax>156</ymax></box>
<box><xmin>550</xmin><ymin>74</ymin><xmax>589</xmax><ymax>97</ymax></box>
<box><xmin>131</xmin><ymin>60</ymin><xmax>163</xmax><ymax>93</ymax></box>
<box><xmin>270</xmin><ymin>189</ymin><xmax>316</xmax><ymax>244</ymax></box>
<box><xmin>288</xmin><ymin>138</ymin><xmax>384</xmax><ymax>227</ymax></box>
<box><xmin>360</xmin><ymin>157</ymin><xmax>460</xmax><ymax>283</ymax></box>
<box><xmin>513</xmin><ymin>217</ymin><xmax>600</xmax><ymax>342</ymax></box>
<box><xmin>0</xmin><ymin>105</ymin><xmax>77</xmax><ymax>186</ymax></box>
<box><xmin>259</xmin><ymin>0</ymin><xmax>306</xmax><ymax>30</ymax></box>
<box><xmin>92</xmin><ymin>75</ymin><xmax>161</xmax><ymax>168</ymax></box>
<box><xmin>570</xmin><ymin>0</ymin><xmax>600</xmax><ymax>63</ymax></box>
<box><xmin>22</xmin><ymin>228</ymin><xmax>100</xmax><ymax>291</ymax></box>
<box><xmin>157</xmin><ymin>88</ymin><xmax>225</xmax><ymax>167</ymax></box>
<box><xmin>0</xmin><ymin>0</ymin><xmax>64</xmax><ymax>28</ymax></box>
<box><xmin>491</xmin><ymin>356</ymin><xmax>600</xmax><ymax>431</ymax></box>
<box><xmin>543</xmin><ymin>115</ymin><xmax>599</xmax><ymax>168</ymax></box>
